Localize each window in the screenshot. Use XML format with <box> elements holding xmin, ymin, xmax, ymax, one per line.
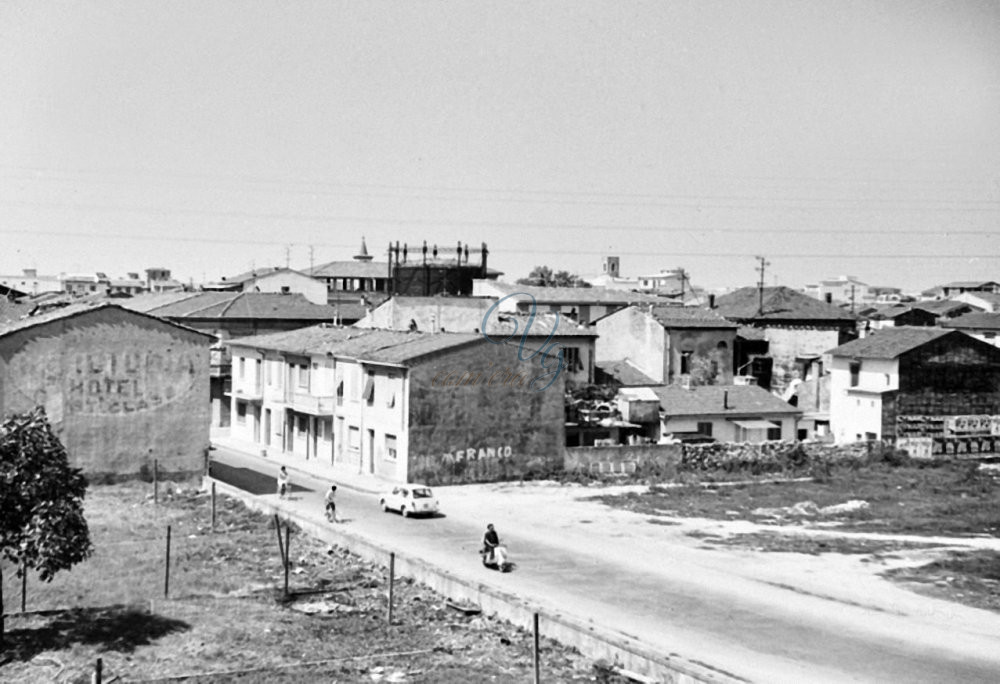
<box><xmin>386</xmin><ymin>434</ymin><xmax>397</xmax><ymax>461</ymax></box>
<box><xmin>255</xmin><ymin>359</ymin><xmax>261</xmax><ymax>384</ymax></box>
<box><xmin>849</xmin><ymin>361</ymin><xmax>861</xmax><ymax>387</ymax></box>
<box><xmin>696</xmin><ymin>422</ymin><xmax>713</xmax><ymax>437</ymax></box>
<box><xmin>362</xmin><ymin>372</ymin><xmax>375</xmax><ymax>403</ymax></box>
<box><xmin>297</xmin><ymin>415</ymin><xmax>308</xmax><ymax>435</ymax></box>
<box><xmin>884</xmin><ymin>374</ymin><xmax>891</xmax><ymax>386</ymax></box>
<box><xmin>386</xmin><ymin>391</ymin><xmax>396</xmax><ymax>409</ymax></box>
<box><xmin>348</xmin><ymin>426</ymin><xmax>360</xmax><ymax>451</ymax></box>
<box><xmin>280</xmin><ymin>286</ymin><xmax>290</xmax><ymax>294</ymax></box>
<box><xmin>561</xmin><ymin>347</ymin><xmax>581</xmax><ymax>372</ymax></box>
<box><xmin>680</xmin><ymin>351</ymin><xmax>693</xmax><ymax>375</ymax></box>
<box><xmin>336</xmin><ymin>380</ymin><xmax>344</xmax><ymax>406</ymax></box>
<box><xmin>236</xmin><ymin>402</ymin><xmax>246</xmax><ymax>424</ymax></box>
<box><xmin>239</xmin><ymin>357</ymin><xmax>246</xmax><ymax>379</ymax></box>
<box><xmin>767</xmin><ymin>427</ymin><xmax>782</xmax><ymax>441</ymax></box>
<box><xmin>266</xmin><ymin>360</ymin><xmax>272</xmax><ymax>385</ymax></box>
<box><xmin>297</xmin><ymin>364</ymin><xmax>309</xmax><ymax>390</ymax></box>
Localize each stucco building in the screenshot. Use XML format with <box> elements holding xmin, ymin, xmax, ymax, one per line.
<box><xmin>226</xmin><ymin>326</ymin><xmax>565</xmax><ymax>485</ymax></box>
<box><xmin>0</xmin><ymin>303</ymin><xmax>214</xmax><ymax>477</ymax></box>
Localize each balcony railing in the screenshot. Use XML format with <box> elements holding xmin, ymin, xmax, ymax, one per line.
<box><xmin>290</xmin><ymin>392</ymin><xmax>335</xmax><ymax>415</ymax></box>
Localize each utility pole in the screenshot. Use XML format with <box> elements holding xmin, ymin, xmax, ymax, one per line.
<box><xmin>850</xmin><ymin>284</ymin><xmax>856</xmax><ymax>314</ymax></box>
<box><xmin>755</xmin><ymin>256</ymin><xmax>770</xmax><ymax>316</ymax></box>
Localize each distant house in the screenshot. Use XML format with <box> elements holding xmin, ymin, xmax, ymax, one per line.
<box><xmin>145</xmin><ymin>268</ymin><xmax>186</xmax><ymax>293</ymax></box>
<box><xmin>862</xmin><ymin>304</ymin><xmax>938</xmax><ymax>331</ymax></box>
<box><xmin>61</xmin><ymin>273</ymin><xmax>108</xmax><ymax>296</ymax></box>
<box><xmin>803</xmin><ymin>275</ymin><xmax>870</xmax><ymax>305</ymax></box>
<box><xmin>651</xmin><ymin>384</ymin><xmax>800</xmax><ymax>444</ymax></box>
<box><xmin>0</xmin><ymin>269</ymin><xmax>63</xmax><ymax>297</ymax></box>
<box><xmin>356</xmin><ymin>295</ymin><xmax>596</xmax><ymax>385</ymax></box>
<box><xmin>473</xmin><ymin>280</ymin><xmax>662</xmax><ymax>325</ymax></box>
<box><xmin>939</xmin><ymin>281</ymin><xmax>1000</xmax><ymax>298</ymax></box>
<box><xmin>594</xmin><ymin>304</ymin><xmax>737</xmax><ymax>388</ymax></box>
<box><xmin>584</xmin><ymin>256</ymin><xmax>704</xmax><ymax>304</ymax></box>
<box><xmin>226</xmin><ymin>327</ymin><xmax>565</xmax><ymax>485</ymax></box>
<box><xmin>203</xmin><ymin>267</ymin><xmax>329</xmax><ymax>305</ymax></box>
<box><xmin>713</xmin><ymin>286</ymin><xmax>858</xmax><ymax>395</ymax></box>
<box><xmin>909</xmin><ymin>299</ymin><xmax>978</xmax><ymax>320</ymax></box>
<box><xmin>0</xmin><ymin>303</ymin><xmax>214</xmax><ymax>477</ymax></box>
<box><xmin>942</xmin><ymin>312</ymin><xmax>1000</xmax><ymax>348</ymax></box>
<box><xmin>108</xmin><ymin>273</ymin><xmax>147</xmax><ymax>297</ymax></box>
<box><xmin>826</xmin><ymin>327</ymin><xmax>1000</xmax><ymax>450</ymax></box>
<box><xmin>952</xmin><ymin>291</ymin><xmax>1000</xmax><ymax>313</ymax></box>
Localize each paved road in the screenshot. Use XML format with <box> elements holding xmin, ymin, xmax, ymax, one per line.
<box><xmin>210</xmin><ymin>446</ymin><xmax>1000</xmax><ymax>684</ymax></box>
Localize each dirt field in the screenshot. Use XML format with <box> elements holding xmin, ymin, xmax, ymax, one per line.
<box><xmin>0</xmin><ymin>482</ymin><xmax>606</xmax><ymax>683</ymax></box>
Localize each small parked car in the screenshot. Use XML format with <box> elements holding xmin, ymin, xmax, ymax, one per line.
<box><xmin>379</xmin><ymin>485</ymin><xmax>439</xmax><ymax>518</ymax></box>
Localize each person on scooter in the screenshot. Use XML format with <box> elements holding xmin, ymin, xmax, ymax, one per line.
<box><xmin>482</xmin><ymin>523</ymin><xmax>506</xmax><ymax>568</ymax></box>
<box><xmin>324</xmin><ymin>484</ymin><xmax>339</xmax><ymax>523</ymax></box>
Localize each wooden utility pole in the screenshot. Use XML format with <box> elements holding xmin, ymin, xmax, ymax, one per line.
<box><xmin>755</xmin><ymin>256</ymin><xmax>770</xmax><ymax>316</ymax></box>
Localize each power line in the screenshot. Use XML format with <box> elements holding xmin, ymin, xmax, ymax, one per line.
<box><xmin>1</xmin><ymin>201</ymin><xmax>999</xmax><ymax>236</ymax></box>
<box><xmin>0</xmin><ymin>228</ymin><xmax>994</xmax><ymax>260</ymax></box>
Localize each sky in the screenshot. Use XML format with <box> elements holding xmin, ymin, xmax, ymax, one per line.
<box><xmin>1</xmin><ymin>0</ymin><xmax>998</xmax><ymax>293</ymax></box>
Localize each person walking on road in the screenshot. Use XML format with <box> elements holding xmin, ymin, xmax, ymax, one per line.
<box><xmin>324</xmin><ymin>484</ymin><xmax>340</xmax><ymax>522</ymax></box>
<box><xmin>277</xmin><ymin>466</ymin><xmax>290</xmax><ymax>499</ymax></box>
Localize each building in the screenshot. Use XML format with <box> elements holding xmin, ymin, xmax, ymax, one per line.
<box><xmin>122</xmin><ymin>291</ymin><xmax>342</xmax><ymax>426</ymax></box>
<box><xmin>356</xmin><ymin>295</ymin><xmax>596</xmax><ymax>385</ymax></box>
<box><xmin>145</xmin><ymin>268</ymin><xmax>186</xmax><ymax>293</ymax></box>
<box><xmin>713</xmin><ymin>286</ymin><xmax>858</xmax><ymax>395</ymax></box>
<box><xmin>226</xmin><ymin>326</ymin><xmax>565</xmax><ymax>485</ymax></box>
<box><xmin>61</xmin><ymin>273</ymin><xmax>109</xmax><ymax>296</ymax></box>
<box><xmin>861</xmin><ymin>304</ymin><xmax>938</xmax><ymax>331</ymax></box>
<box><xmin>938</xmin><ymin>281</ymin><xmax>1000</xmax><ymax>298</ymax></box>
<box><xmin>952</xmin><ymin>291</ymin><xmax>1000</xmax><ymax>313</ymax></box>
<box><xmin>594</xmin><ymin>304</ymin><xmax>737</xmax><ymax>387</ymax></box>
<box><xmin>803</xmin><ymin>276</ymin><xmax>870</xmax><ymax>306</ymax></box>
<box><xmin>909</xmin><ymin>299</ymin><xmax>979</xmax><ymax>321</ymax></box>
<box><xmin>584</xmin><ymin>256</ymin><xmax>703</xmax><ymax>304</ymax></box>
<box><xmin>472</xmin><ymin>280</ymin><xmax>662</xmax><ymax>325</ymax></box>
<box><xmin>826</xmin><ymin>327</ymin><xmax>1000</xmax><ymax>453</ymax></box>
<box><xmin>108</xmin><ymin>273</ymin><xmax>147</xmax><ymax>297</ymax></box>
<box><xmin>0</xmin><ymin>303</ymin><xmax>214</xmax><ymax>477</ymax></box>
<box><xmin>390</xmin><ymin>241</ymin><xmax>502</xmax><ymax>297</ymax></box>
<box><xmin>203</xmin><ymin>267</ymin><xmax>329</xmax><ymax>305</ymax></box>
<box><xmin>0</xmin><ymin>269</ymin><xmax>63</xmax><ymax>297</ymax></box>
<box><xmin>651</xmin><ymin>384</ymin><xmax>800</xmax><ymax>444</ymax></box>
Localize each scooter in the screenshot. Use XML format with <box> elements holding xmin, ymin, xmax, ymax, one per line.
<box><xmin>480</xmin><ymin>544</ymin><xmax>511</xmax><ymax>573</ymax></box>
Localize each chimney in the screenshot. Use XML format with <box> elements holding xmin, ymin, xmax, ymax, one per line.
<box><xmin>723</xmin><ymin>390</ymin><xmax>729</xmax><ymax>409</ymax></box>
<box><xmin>825</xmin><ymin>293</ymin><xmax>833</xmax><ymax>304</ymax></box>
<box><xmin>23</xmin><ymin>268</ymin><xmax>37</xmax><ymax>278</ymax></box>
<box><xmin>708</xmin><ymin>293</ymin><xmax>716</xmax><ymax>309</ymax></box>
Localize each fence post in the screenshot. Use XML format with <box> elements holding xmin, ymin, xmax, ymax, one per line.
<box><xmin>164</xmin><ymin>525</ymin><xmax>171</xmax><ymax>599</ymax></box>
<box><xmin>533</xmin><ymin>612</ymin><xmax>540</xmax><ymax>684</ymax></box>
<box><xmin>92</xmin><ymin>656</ymin><xmax>103</xmax><ymax>684</ymax></box>
<box><xmin>283</xmin><ymin>525</ymin><xmax>291</xmax><ymax>597</ymax></box>
<box><xmin>20</xmin><ymin>562</ymin><xmax>26</xmax><ymax>612</ymax></box>
<box><xmin>387</xmin><ymin>552</ymin><xmax>395</xmax><ymax>626</ymax></box>
<box><xmin>153</xmin><ymin>459</ymin><xmax>159</xmax><ymax>505</ymax></box>
<box><xmin>274</xmin><ymin>515</ymin><xmax>285</xmax><ymax>567</ymax></box>
<box><xmin>211</xmin><ymin>482</ymin><xmax>217</xmax><ymax>532</ymax></box>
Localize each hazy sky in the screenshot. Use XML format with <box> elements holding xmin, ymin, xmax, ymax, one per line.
<box><xmin>1</xmin><ymin>0</ymin><xmax>998</xmax><ymax>292</ymax></box>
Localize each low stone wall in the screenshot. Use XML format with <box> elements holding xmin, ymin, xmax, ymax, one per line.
<box><xmin>565</xmin><ymin>444</ymin><xmax>682</xmax><ymax>475</ymax></box>
<box><xmin>566</xmin><ymin>440</ymin><xmax>880</xmax><ymax>476</ymax></box>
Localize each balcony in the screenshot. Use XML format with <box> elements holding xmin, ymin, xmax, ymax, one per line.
<box><xmin>231</xmin><ymin>383</ymin><xmax>263</xmax><ymax>402</ymax></box>
<box><xmin>289</xmin><ymin>392</ymin><xmax>335</xmax><ymax>415</ymax></box>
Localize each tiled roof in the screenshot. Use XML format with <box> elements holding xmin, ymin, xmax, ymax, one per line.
<box><xmin>227</xmin><ymin>326</ymin><xmax>483</xmax><ymax>365</ymax></box>
<box><xmin>596</xmin><ymin>360</ymin><xmax>660</xmax><ymax>387</ymax></box>
<box><xmin>943</xmin><ymin>281</ymin><xmax>1000</xmax><ymax>289</ymax></box>
<box><xmin>649</xmin><ymin>304</ymin><xmax>736</xmax><ymax>329</ymax></box>
<box><xmin>651</xmin><ymin>384</ymin><xmax>801</xmax><ymax>417</ymax></box>
<box><xmin>713</xmin><ymin>286</ymin><xmax>858</xmax><ymax>322</ymax></box>
<box><xmin>123</xmin><ymin>292</ymin><xmax>339</xmax><ymax>320</ymax></box>
<box><xmin>483</xmin><ymin>281</ymin><xmax>663</xmax><ymax>305</ymax></box>
<box><xmin>0</xmin><ymin>303</ymin><xmax>213</xmax><ymax>341</ymax></box>
<box><xmin>307</xmin><ymin>260</ymin><xmax>390</xmax><ymax>279</ymax></box>
<box><xmin>826</xmin><ymin>327</ymin><xmax>954</xmax><ymax>358</ymax></box>
<box><xmin>909</xmin><ymin>300</ymin><xmax>974</xmax><ymax>316</ymax></box>
<box><xmin>120</xmin><ymin>292</ymin><xmax>204</xmax><ymax>313</ymax></box>
<box><xmin>942</xmin><ymin>312</ymin><xmax>1000</xmax><ymax>331</ymax></box>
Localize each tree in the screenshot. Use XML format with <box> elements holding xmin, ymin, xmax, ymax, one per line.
<box><xmin>0</xmin><ymin>407</ymin><xmax>92</xmax><ymax>646</ymax></box>
<box><xmin>517</xmin><ymin>266</ymin><xmax>592</xmax><ymax>288</ymax></box>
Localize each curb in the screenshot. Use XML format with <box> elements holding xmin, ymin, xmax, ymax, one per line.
<box><xmin>206</xmin><ymin>476</ymin><xmax>750</xmax><ymax>684</ymax></box>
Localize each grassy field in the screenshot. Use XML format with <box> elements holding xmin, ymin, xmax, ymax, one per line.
<box><xmin>0</xmin><ymin>482</ymin><xmax>599</xmax><ymax>683</ymax></box>
<box><xmin>591</xmin><ymin>459</ymin><xmax>1000</xmax><ymax>537</ymax></box>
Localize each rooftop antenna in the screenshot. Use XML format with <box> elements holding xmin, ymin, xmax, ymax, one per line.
<box><xmin>755</xmin><ymin>255</ymin><xmax>770</xmax><ymax>316</ymax></box>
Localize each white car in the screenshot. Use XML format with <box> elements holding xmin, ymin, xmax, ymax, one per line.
<box><xmin>379</xmin><ymin>485</ymin><xmax>439</xmax><ymax>518</ymax></box>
